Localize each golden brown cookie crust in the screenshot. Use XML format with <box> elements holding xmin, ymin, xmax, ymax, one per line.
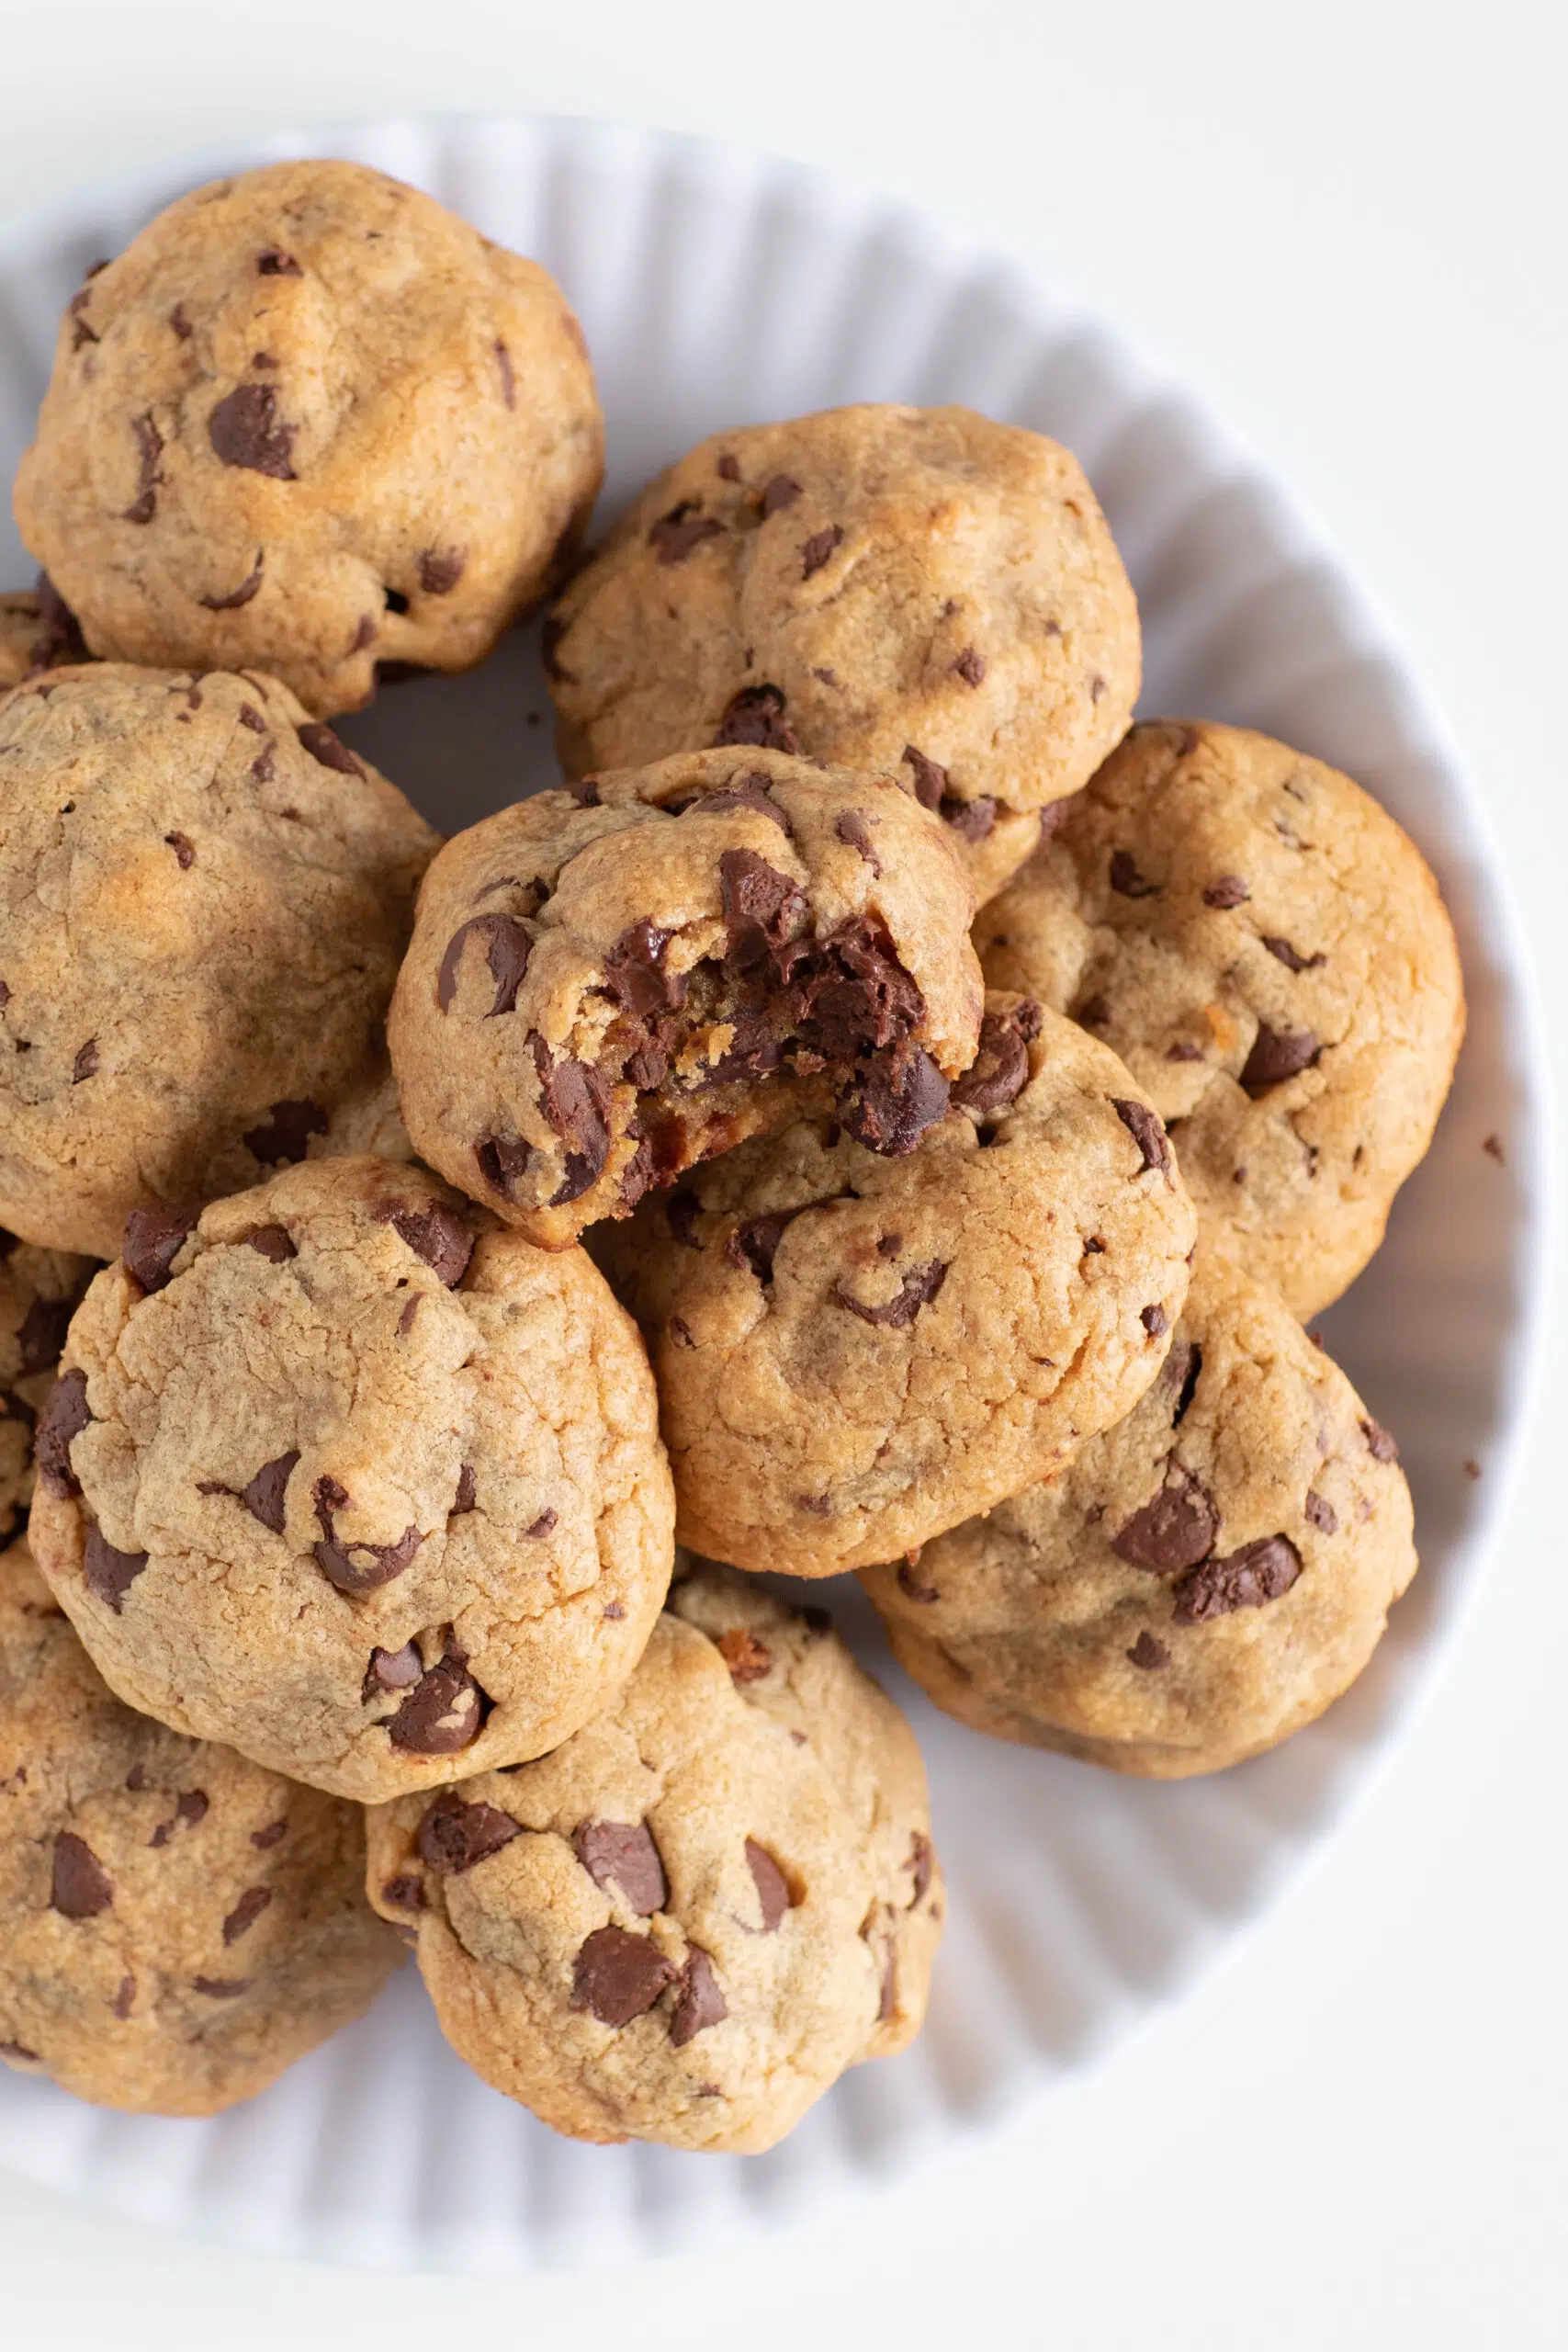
<box><xmin>976</xmin><ymin>720</ymin><xmax>1465</xmax><ymax>1317</ymax></box>
<box><xmin>594</xmin><ymin>998</ymin><xmax>1197</xmax><ymax>1575</ymax></box>
<box><xmin>862</xmin><ymin>1249</ymin><xmax>1416</xmax><ymax>1776</ymax></box>
<box><xmin>0</xmin><ymin>1536</ymin><xmax>400</xmax><ymax>2114</ymax></box>
<box><xmin>27</xmin><ymin>1157</ymin><xmax>674</xmax><ymax>1802</ymax></box>
<box><xmin>0</xmin><ymin>664</ymin><xmax>437</xmax><ymax>1256</ymax></box>
<box><xmin>389</xmin><ymin>746</ymin><xmax>983</xmax><ymax>1249</ymax></box>
<box><xmin>14</xmin><ymin>160</ymin><xmax>604</xmax><ymax>716</ymax></box>
<box><xmin>545</xmin><ymin>403</ymin><xmax>1140</xmax><ymax>901</ymax></box>
<box><xmin>366</xmin><ymin>1562</ymin><xmax>941</xmax><ymax>2154</ymax></box>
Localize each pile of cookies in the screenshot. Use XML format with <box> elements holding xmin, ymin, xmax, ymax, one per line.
<box><xmin>0</xmin><ymin>160</ymin><xmax>1463</xmax><ymax>2153</ymax></box>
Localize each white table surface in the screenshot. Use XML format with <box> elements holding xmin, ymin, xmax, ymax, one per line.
<box><xmin>1</xmin><ymin>5</ymin><xmax>1564</xmax><ymax>2345</ymax></box>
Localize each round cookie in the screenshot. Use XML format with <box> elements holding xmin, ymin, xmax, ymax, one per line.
<box><xmin>0</xmin><ymin>575</ymin><xmax>87</xmax><ymax>691</ymax></box>
<box><xmin>0</xmin><ymin>664</ymin><xmax>437</xmax><ymax>1255</ymax></box>
<box><xmin>594</xmin><ymin>996</ymin><xmax>1198</xmax><ymax>1576</ymax></box>
<box><xmin>0</xmin><ymin>1535</ymin><xmax>401</xmax><ymax>2114</ymax></box>
<box><xmin>26</xmin><ymin>1156</ymin><xmax>674</xmax><ymax>1803</ymax></box>
<box><xmin>1</xmin><ymin>1229</ymin><xmax>96</xmax><ymax>1544</ymax></box>
<box><xmin>14</xmin><ymin>159</ymin><xmax>603</xmax><ymax>717</ymax></box>
<box><xmin>366</xmin><ymin>1561</ymin><xmax>942</xmax><ymax>2154</ymax></box>
<box><xmin>976</xmin><ymin>720</ymin><xmax>1465</xmax><ymax>1317</ymax></box>
<box><xmin>545</xmin><ymin>404</ymin><xmax>1140</xmax><ymax>901</ymax></box>
<box><xmin>389</xmin><ymin>745</ymin><xmax>983</xmax><ymax>1250</ymax></box>
<box><xmin>861</xmin><ymin>1250</ymin><xmax>1416</xmax><ymax>1777</ymax></box>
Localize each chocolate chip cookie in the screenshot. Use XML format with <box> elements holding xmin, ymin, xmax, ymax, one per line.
<box><xmin>0</xmin><ymin>1535</ymin><xmax>400</xmax><ymax>2114</ymax></box>
<box><xmin>0</xmin><ymin>664</ymin><xmax>436</xmax><ymax>1255</ymax></box>
<box><xmin>26</xmin><ymin>1156</ymin><xmax>673</xmax><ymax>1802</ymax></box>
<box><xmin>1</xmin><ymin>1229</ymin><xmax>96</xmax><ymax>1544</ymax></box>
<box><xmin>593</xmin><ymin>997</ymin><xmax>1197</xmax><ymax>1576</ymax></box>
<box><xmin>389</xmin><ymin>746</ymin><xmax>983</xmax><ymax>1250</ymax></box>
<box><xmin>0</xmin><ymin>575</ymin><xmax>88</xmax><ymax>690</ymax></box>
<box><xmin>366</xmin><ymin>1561</ymin><xmax>941</xmax><ymax>2153</ymax></box>
<box><xmin>862</xmin><ymin>1248</ymin><xmax>1416</xmax><ymax>1775</ymax></box>
<box><xmin>14</xmin><ymin>159</ymin><xmax>603</xmax><ymax>716</ymax></box>
<box><xmin>976</xmin><ymin>721</ymin><xmax>1465</xmax><ymax>1317</ymax></box>
<box><xmin>545</xmin><ymin>404</ymin><xmax>1140</xmax><ymax>902</ymax></box>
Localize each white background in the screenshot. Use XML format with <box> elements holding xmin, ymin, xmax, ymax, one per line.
<box><xmin>0</xmin><ymin>4</ymin><xmax>1564</xmax><ymax>2345</ymax></box>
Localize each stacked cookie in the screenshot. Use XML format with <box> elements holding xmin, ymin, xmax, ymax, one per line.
<box><xmin>0</xmin><ymin>158</ymin><xmax>1463</xmax><ymax>2152</ymax></box>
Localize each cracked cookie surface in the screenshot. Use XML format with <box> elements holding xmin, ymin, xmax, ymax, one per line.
<box><xmin>26</xmin><ymin>1156</ymin><xmax>673</xmax><ymax>1802</ymax></box>
<box><xmin>366</xmin><ymin>1560</ymin><xmax>941</xmax><ymax>2153</ymax></box>
<box><xmin>593</xmin><ymin>997</ymin><xmax>1197</xmax><ymax>1576</ymax></box>
<box><xmin>389</xmin><ymin>745</ymin><xmax>982</xmax><ymax>1249</ymax></box>
<box><xmin>0</xmin><ymin>664</ymin><xmax>435</xmax><ymax>1256</ymax></box>
<box><xmin>862</xmin><ymin>1249</ymin><xmax>1416</xmax><ymax>1775</ymax></box>
<box><xmin>976</xmin><ymin>721</ymin><xmax>1464</xmax><ymax>1316</ymax></box>
<box><xmin>14</xmin><ymin>159</ymin><xmax>603</xmax><ymax>717</ymax></box>
<box><xmin>0</xmin><ymin>1535</ymin><xmax>400</xmax><ymax>2113</ymax></box>
<box><xmin>545</xmin><ymin>404</ymin><xmax>1140</xmax><ymax>902</ymax></box>
<box><xmin>1</xmin><ymin>1228</ymin><xmax>96</xmax><ymax>1544</ymax></box>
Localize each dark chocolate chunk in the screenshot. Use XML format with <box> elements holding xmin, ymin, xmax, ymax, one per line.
<box><xmin>1203</xmin><ymin>875</ymin><xmax>1249</xmax><ymax>908</ymax></box>
<box><xmin>251</xmin><ymin>1818</ymin><xmax>288</xmax><ymax>1849</ymax></box>
<box><xmin>695</xmin><ymin>775</ymin><xmax>792</xmax><ymax>834</ymax></box>
<box><xmin>649</xmin><ymin>501</ymin><xmax>723</xmax><ymax>563</ymax></box>
<box><xmin>417</xmin><ymin>1792</ymin><xmax>520</xmax><ymax>1873</ymax></box>
<box><xmin>380</xmin><ymin>1875</ymin><xmax>425</xmax><ymax>1912</ymax></box>
<box><xmin>243</xmin><ymin>1099</ymin><xmax>328</xmax><ymax>1165</ymax></box>
<box><xmin>311</xmin><ymin>1476</ymin><xmax>423</xmax><ymax>1595</ymax></box>
<box><xmin>760</xmin><ymin>473</ymin><xmax>802</xmax><ymax>514</ymax></box>
<box><xmin>723</xmin><ymin>1205</ymin><xmax>816</xmax><ymax>1286</ymax></box>
<box><xmin>953</xmin><ymin>646</ymin><xmax>986</xmax><ymax>687</ymax></box>
<box><xmin>83</xmin><ymin>1528</ymin><xmax>148</xmax><ymax>1613</ymax></box>
<box><xmin>475</xmin><ymin>1134</ymin><xmax>531</xmax><ymax>1200</ymax></box>
<box><xmin>531</xmin><ymin>1036</ymin><xmax>613</xmax><ymax>1204</ymax></box>
<box><xmin>1111</xmin><ymin>1467</ymin><xmax>1217</xmax><ymax>1576</ymax></box>
<box><xmin>1111</xmin><ymin>1097</ymin><xmax>1172</xmax><ymax>1174</ymax></box>
<box><xmin>744</xmin><ymin>1838</ymin><xmax>791</xmax><ymax>1931</ymax></box>
<box><xmin>239</xmin><ymin>1450</ymin><xmax>298</xmax><ymax>1536</ymax></box>
<box><xmin>1142</xmin><ymin>1304</ymin><xmax>1168</xmax><ymax>1337</ymax></box>
<box><xmin>669</xmin><ymin>1945</ymin><xmax>727</xmax><ymax>2045</ymax></box>
<box><xmin>198</xmin><ymin>551</ymin><xmax>265</xmax><ymax>610</ymax></box>
<box><xmin>35</xmin><ymin>1370</ymin><xmax>91</xmax><ymax>1497</ymax></box>
<box><xmin>570</xmin><ymin>1927</ymin><xmax>676</xmax><ymax>2025</ymax></box>
<box><xmin>208</xmin><ymin>382</ymin><xmax>296</xmax><ymax>479</ymax></box>
<box><xmin>572</xmin><ymin>1819</ymin><xmax>668</xmax><ymax>1916</ymax></box>
<box><xmin>453</xmin><ymin>1464</ymin><xmax>478</xmax><ymax>1515</ymax></box>
<box><xmin>363</xmin><ymin>1643</ymin><xmax>423</xmax><ymax>1702</ymax></box>
<box><xmin>719</xmin><ymin>847</ymin><xmax>806</xmax><ymax>973</ymax></box>
<box><xmin>28</xmin><ymin>573</ymin><xmax>88</xmax><ymax>673</ymax></box>
<box><xmin>833</xmin><ymin>1259</ymin><xmax>948</xmax><ymax>1329</ymax></box>
<box><xmin>1262</xmin><ymin>935</ymin><xmax>1325</xmax><ymax>973</ymax></box>
<box><xmin>15</xmin><ymin>1292</ymin><xmax>76</xmax><ymax>1377</ymax></box>
<box><xmin>1303</xmin><ymin>1490</ymin><xmax>1337</xmax><ymax>1533</ymax></box>
<box><xmin>51</xmin><ymin>1832</ymin><xmax>113</xmax><ymax>1918</ymax></box>
<box><xmin>222</xmin><ymin>1886</ymin><xmax>272</xmax><ymax>1943</ymax></box>
<box><xmin>1172</xmin><ymin>1533</ymin><xmax>1302</xmax><ymax>1623</ymax></box>
<box><xmin>123</xmin><ymin>1204</ymin><xmax>200</xmax><ymax>1293</ymax></box>
<box><xmin>835</xmin><ymin>809</ymin><xmax>881</xmax><ymax>873</ymax></box>
<box><xmin>72</xmin><ymin>1039</ymin><xmax>99</xmax><ymax>1083</ymax></box>
<box><xmin>1239</xmin><ymin>1023</ymin><xmax>1321</xmax><ymax>1095</ymax></box>
<box><xmin>244</xmin><ymin>1224</ymin><xmax>296</xmax><ymax>1261</ymax></box>
<box><xmin>603</xmin><ymin>918</ymin><xmax>685</xmax><ymax>1015</ymax></box>
<box><xmin>418</xmin><ymin>547</ymin><xmax>467</xmax><ymax>594</ymax></box>
<box><xmin>256</xmin><ymin>247</ymin><xmax>301</xmax><ymax>275</ymax></box>
<box><xmin>801</xmin><ymin>524</ymin><xmax>842</xmax><ymax>578</ymax></box>
<box><xmin>1126</xmin><ymin>1630</ymin><xmax>1170</xmax><ymax>1670</ymax></box>
<box><xmin>296</xmin><ymin>722</ymin><xmax>361</xmax><ymax>775</ymax></box>
<box><xmin>123</xmin><ymin>412</ymin><xmax>164</xmax><ymax>523</ymax></box>
<box><xmin>942</xmin><ymin>794</ymin><xmax>997</xmax><ymax>841</ymax></box>
<box><xmin>388</xmin><ymin>1654</ymin><xmax>487</xmax><ymax>1754</ymax></box>
<box><xmin>952</xmin><ymin>999</ymin><xmax>1042</xmax><ymax>1115</ymax></box>
<box><xmin>840</xmin><ymin>1043</ymin><xmax>950</xmax><ymax>1158</ymax></box>
<box><xmin>164</xmin><ymin>829</ymin><xmax>197</xmax><ymax>867</ymax></box>
<box><xmin>373</xmin><ymin>1197</ymin><xmax>474</xmax><ymax>1285</ymax></box>
<box><xmin>714</xmin><ymin>684</ymin><xmax>798</xmax><ymax>753</ymax></box>
<box><xmin>1361</xmin><ymin>1418</ymin><xmax>1399</xmax><ymax>1464</ymax></box>
<box><xmin>1110</xmin><ymin>850</ymin><xmax>1158</xmax><ymax>898</ymax></box>
<box><xmin>902</xmin><ymin>744</ymin><xmax>947</xmax><ymax>810</ymax></box>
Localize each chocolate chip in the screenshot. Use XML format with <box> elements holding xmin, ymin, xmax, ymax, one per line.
<box><xmin>670</xmin><ymin>1946</ymin><xmax>727</xmax><ymax>2045</ymax></box>
<box><xmin>149</xmin><ymin>1789</ymin><xmax>209</xmax><ymax>1847</ymax></box>
<box><xmin>72</xmin><ymin>1038</ymin><xmax>98</xmax><ymax>1083</ymax></box>
<box><xmin>604</xmin><ymin>1600</ymin><xmax>626</xmax><ymax>1619</ymax></box>
<box><xmin>233</xmin><ymin>1450</ymin><xmax>298</xmax><ymax>1536</ymax></box>
<box><xmin>123</xmin><ymin>413</ymin><xmax>163</xmax><ymax>523</ymax></box>
<box><xmin>1076</xmin><ymin>993</ymin><xmax>1111</xmax><ymax>1029</ymax></box>
<box><xmin>953</xmin><ymin>646</ymin><xmax>986</xmax><ymax>687</ymax></box>
<box><xmin>388</xmin><ymin>1654</ymin><xmax>487</xmax><ymax>1754</ymax></box>
<box><xmin>112</xmin><ymin>1974</ymin><xmax>136</xmax><ymax>2018</ymax></box>
<box><xmin>897</xmin><ymin>1560</ymin><xmax>940</xmax><ymax>1602</ymax></box>
<box><xmin>16</xmin><ymin>1292</ymin><xmax>76</xmax><ymax>1377</ymax></box>
<box><xmin>649</xmin><ymin>501</ymin><xmax>724</xmax><ymax>563</ymax></box>
<box><xmin>724</xmin><ymin>1208</ymin><xmax>809</xmax><ymax>1285</ymax></box>
<box><xmin>251</xmin><ymin>1818</ymin><xmax>288</xmax><ymax>1849</ymax></box>
<box><xmin>0</xmin><ymin>2041</ymin><xmax>39</xmax><ymax>2063</ymax></box>
<box><xmin>51</xmin><ymin>1831</ymin><xmax>112</xmax><ymax>1918</ymax></box>
<box><xmin>495</xmin><ymin>339</ymin><xmax>515</xmax><ymax>407</ymax></box>
<box><xmin>760</xmin><ymin>474</ymin><xmax>802</xmax><ymax>515</ymax></box>
<box><xmin>716</xmin><ymin>1626</ymin><xmax>772</xmax><ymax>1683</ymax></box>
<box><xmin>572</xmin><ymin>1820</ymin><xmax>668</xmax><ymax>1916</ymax></box>
<box><xmin>158</xmin><ymin>829</ymin><xmax>197</xmax><ymax>873</ymax></box>
<box><xmin>452</xmin><ymin>1464</ymin><xmax>477</xmax><ymax>1514</ymax></box>
<box><xmin>1110</xmin><ymin>850</ymin><xmax>1158</xmax><ymax>899</ymax></box>
<box><xmin>192</xmin><ymin>1977</ymin><xmax>251</xmax><ymax>1998</ymax></box>
<box><xmin>418</xmin><ymin>547</ymin><xmax>467</xmax><ymax>595</ymax></box>
<box><xmin>256</xmin><ymin>247</ymin><xmax>301</xmax><ymax>276</ymax></box>
<box><xmin>1303</xmin><ymin>1490</ymin><xmax>1337</xmax><ymax>1533</ymax></box>
<box><xmin>1111</xmin><ymin>1097</ymin><xmax>1172</xmax><ymax>1174</ymax></box>
<box><xmin>836</xmin><ymin>810</ymin><xmax>881</xmax><ymax>872</ymax></box>
<box><xmin>1263</xmin><ymin>935</ymin><xmax>1325</xmax><ymax>973</ymax></box>
<box><xmin>908</xmin><ymin>1832</ymin><xmax>934</xmax><ymax>1904</ymax></box>
<box><xmin>952</xmin><ymin>999</ymin><xmax>1042</xmax><ymax>1115</ymax></box>
<box><xmin>745</xmin><ymin>1838</ymin><xmax>791</xmax><ymax>1930</ymax></box>
<box><xmin>373</xmin><ymin>1197</ymin><xmax>474</xmax><ymax>1285</ymax></box>
<box><xmin>801</xmin><ymin>525</ymin><xmax>842</xmax><ymax>578</ymax></box>
<box><xmin>296</xmin><ymin>722</ymin><xmax>361</xmax><ymax>775</ymax></box>
<box><xmin>35</xmin><ymin>1369</ymin><xmax>91</xmax><ymax>1497</ymax></box>
<box><xmin>417</xmin><ymin>1792</ymin><xmax>520</xmax><ymax>1873</ymax></box>
<box><xmin>695</xmin><ymin>775</ymin><xmax>793</xmax><ymax>834</ymax></box>
<box><xmin>381</xmin><ymin>1875</ymin><xmax>424</xmax><ymax>1911</ymax></box>
<box><xmin>718</xmin><ymin>847</ymin><xmax>806</xmax><ymax>973</ymax></box>
<box><xmin>28</xmin><ymin>573</ymin><xmax>87</xmax><ymax>673</ymax></box>
<box><xmin>716</xmin><ymin>452</ymin><xmax>741</xmax><ymax>481</ymax></box>
<box><xmin>1167</xmin><ymin>1342</ymin><xmax>1202</xmax><ymax>1426</ymax></box>
<box><xmin>531</xmin><ymin>1036</ymin><xmax>613</xmax><ymax>1204</ymax></box>
<box><xmin>840</xmin><ymin>1043</ymin><xmax>950</xmax><ymax>1158</ymax></box>
<box><xmin>243</xmin><ymin>1098</ymin><xmax>328</xmax><ymax>1164</ymax></box>
<box><xmin>570</xmin><ymin>1926</ymin><xmax>676</xmax><ymax>2025</ymax></box>
<box><xmin>942</xmin><ymin>795</ymin><xmax>997</xmax><ymax>842</ymax></box>
<box><xmin>209</xmin><ymin>383</ymin><xmax>296</xmax><ymax>479</ymax></box>
<box><xmin>1142</xmin><ymin>1304</ymin><xmax>1168</xmax><ymax>1337</ymax></box>
<box><xmin>222</xmin><ymin>1886</ymin><xmax>272</xmax><ymax>1943</ymax></box>
<box><xmin>902</xmin><ymin>745</ymin><xmax>947</xmax><ymax>810</ymax></box>
<box><xmin>1173</xmin><ymin>1533</ymin><xmax>1302</xmax><ymax>1623</ymax></box>
<box><xmin>1240</xmin><ymin>1023</ymin><xmax>1321</xmax><ymax>1094</ymax></box>
<box><xmin>833</xmin><ymin>1259</ymin><xmax>948</xmax><ymax>1329</ymax></box>
<box><xmin>666</xmin><ymin>1191</ymin><xmax>701</xmax><ymax>1250</ymax></box>
<box><xmin>1203</xmin><ymin>875</ymin><xmax>1249</xmax><ymax>908</ymax></box>
<box><xmin>198</xmin><ymin>551</ymin><xmax>265</xmax><ymax>610</ymax></box>
<box><xmin>475</xmin><ymin>1135</ymin><xmax>531</xmax><ymax>1199</ymax></box>
<box><xmin>1126</xmin><ymin>1631</ymin><xmax>1170</xmax><ymax>1670</ymax></box>
<box><xmin>81</xmin><ymin>1525</ymin><xmax>147</xmax><ymax>1614</ymax></box>
<box><xmin>525</xmin><ymin>1509</ymin><xmax>558</xmax><ymax>1538</ymax></box>
<box><xmin>1111</xmin><ymin>1467</ymin><xmax>1218</xmax><ymax>1576</ymax></box>
<box><xmin>603</xmin><ymin>918</ymin><xmax>685</xmax><ymax>1017</ymax></box>
<box><xmin>714</xmin><ymin>684</ymin><xmax>798</xmax><ymax>752</ymax></box>
<box><xmin>1361</xmin><ymin>1418</ymin><xmax>1399</xmax><ymax>1464</ymax></box>
<box><xmin>312</xmin><ymin>1476</ymin><xmax>423</xmax><ymax>1595</ymax></box>
<box><xmin>244</xmin><ymin>1224</ymin><xmax>296</xmax><ymax>1262</ymax></box>
<box><xmin>1483</xmin><ymin>1133</ymin><xmax>1506</xmax><ymax>1164</ymax></box>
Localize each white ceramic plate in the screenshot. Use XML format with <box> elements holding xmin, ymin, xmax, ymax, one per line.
<box><xmin>0</xmin><ymin>114</ymin><xmax>1548</xmax><ymax>2271</ymax></box>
